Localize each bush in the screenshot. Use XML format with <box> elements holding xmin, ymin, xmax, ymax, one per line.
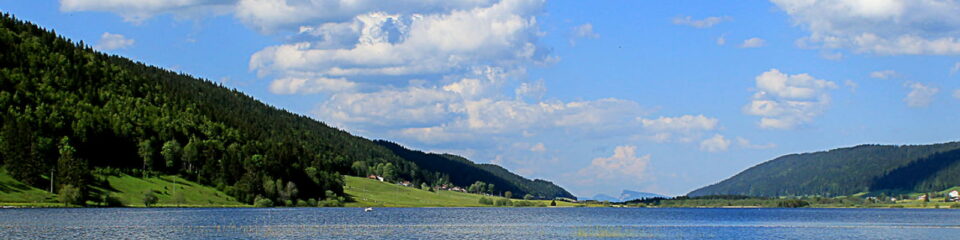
<box><xmin>494</xmin><ymin>198</ymin><xmax>512</xmax><ymax>206</ymax></box>
<box><xmin>284</xmin><ymin>200</ymin><xmax>294</xmax><ymax>207</ymax></box>
<box><xmin>102</xmin><ymin>194</ymin><xmax>124</xmax><ymax>207</ymax></box>
<box><xmin>523</xmin><ymin>194</ymin><xmax>534</xmax><ymax>200</ymax></box>
<box><xmin>951</xmin><ymin>203</ymin><xmax>960</xmax><ymax>209</ymax></box>
<box><xmin>142</xmin><ymin>191</ymin><xmax>159</xmax><ymax>207</ymax></box>
<box><xmin>550</xmin><ymin>200</ymin><xmax>557</xmax><ymax>206</ymax></box>
<box><xmin>513</xmin><ymin>201</ymin><xmax>536</xmax><ymax>207</ymax></box>
<box><xmin>318</xmin><ymin>199</ymin><xmax>344</xmax><ymax>207</ymax></box>
<box><xmin>776</xmin><ymin>199</ymin><xmax>810</xmax><ymax>208</ymax></box>
<box><xmin>889</xmin><ymin>205</ymin><xmax>905</xmax><ymax>208</ymax></box>
<box><xmin>307</xmin><ymin>198</ymin><xmax>318</xmax><ymax>207</ymax></box>
<box><xmin>58</xmin><ymin>185</ymin><xmax>84</xmax><ymax>206</ymax></box>
<box><xmin>254</xmin><ymin>196</ymin><xmax>274</xmax><ymax>207</ymax></box>
<box><xmin>478</xmin><ymin>197</ymin><xmax>493</xmax><ymax>205</ymax></box>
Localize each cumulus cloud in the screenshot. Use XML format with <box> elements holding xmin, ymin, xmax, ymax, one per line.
<box><xmin>869</xmin><ymin>70</ymin><xmax>898</xmax><ymax>79</ymax></box>
<box><xmin>904</xmin><ymin>82</ymin><xmax>938</xmax><ymax>108</ymax></box>
<box><xmin>739</xmin><ymin>37</ymin><xmax>766</xmax><ymax>48</ymax></box>
<box><xmin>515</xmin><ymin>80</ymin><xmax>546</xmax><ymax>100</ymax></box>
<box><xmin>249</xmin><ymin>1</ymin><xmax>549</xmax><ymax>80</ymax></box>
<box><xmin>639</xmin><ymin>115</ymin><xmax>718</xmax><ymax>132</ymax></box>
<box><xmin>672</xmin><ymin>16</ymin><xmax>731</xmax><ymax>28</ymax></box>
<box><xmin>772</xmin><ymin>0</ymin><xmax>960</xmax><ymax>55</ymax></box>
<box><xmin>94</xmin><ymin>32</ymin><xmax>134</xmax><ymax>50</ymax></box>
<box><xmin>269</xmin><ymin>77</ymin><xmax>357</xmax><ymax>94</ymax></box>
<box><xmin>577</xmin><ymin>145</ymin><xmax>650</xmax><ymax>183</ymax></box>
<box><xmin>744</xmin><ymin>69</ymin><xmax>837</xmax><ymax>129</ymax></box>
<box><xmin>636</xmin><ymin>115</ymin><xmax>719</xmax><ymax>143</ymax></box>
<box><xmin>699</xmin><ymin>134</ymin><xmax>730</xmax><ymax>152</ymax></box>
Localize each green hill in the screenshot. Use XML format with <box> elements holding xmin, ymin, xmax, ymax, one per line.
<box><xmin>689</xmin><ymin>142</ymin><xmax>960</xmax><ymax>197</ymax></box>
<box><xmin>0</xmin><ymin>13</ymin><xmax>572</xmax><ymax>206</ymax></box>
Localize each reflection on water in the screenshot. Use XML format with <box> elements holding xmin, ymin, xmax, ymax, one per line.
<box><xmin>2</xmin><ymin>207</ymin><xmax>959</xmax><ymax>239</ymax></box>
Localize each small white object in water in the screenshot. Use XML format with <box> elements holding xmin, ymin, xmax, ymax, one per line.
<box><xmin>364</xmin><ymin>207</ymin><xmax>373</xmax><ymax>212</ymax></box>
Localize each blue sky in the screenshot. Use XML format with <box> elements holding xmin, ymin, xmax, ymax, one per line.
<box><xmin>4</xmin><ymin>0</ymin><xmax>960</xmax><ymax>197</ymax></box>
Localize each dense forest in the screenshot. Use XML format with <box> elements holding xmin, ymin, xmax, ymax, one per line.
<box><xmin>688</xmin><ymin>142</ymin><xmax>960</xmax><ymax>197</ymax></box>
<box><xmin>0</xmin><ymin>13</ymin><xmax>573</xmax><ymax>206</ymax></box>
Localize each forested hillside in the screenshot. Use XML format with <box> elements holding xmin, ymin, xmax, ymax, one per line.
<box><xmin>0</xmin><ymin>13</ymin><xmax>572</xmax><ymax>205</ymax></box>
<box><xmin>375</xmin><ymin>141</ymin><xmax>574</xmax><ymax>199</ymax></box>
<box><xmin>688</xmin><ymin>142</ymin><xmax>960</xmax><ymax>197</ymax></box>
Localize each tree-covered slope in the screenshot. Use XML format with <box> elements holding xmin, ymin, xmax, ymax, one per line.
<box><xmin>375</xmin><ymin>140</ymin><xmax>574</xmax><ymax>199</ymax></box>
<box><xmin>0</xmin><ymin>13</ymin><xmax>572</xmax><ymax>205</ymax></box>
<box><xmin>688</xmin><ymin>142</ymin><xmax>960</xmax><ymax>197</ymax></box>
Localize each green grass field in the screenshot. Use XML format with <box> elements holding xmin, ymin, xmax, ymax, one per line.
<box><xmin>0</xmin><ymin>168</ymin><xmax>245</xmax><ymax>207</ymax></box>
<box><xmin>0</xmin><ymin>168</ymin><xmax>56</xmax><ymax>204</ymax></box>
<box><xmin>93</xmin><ymin>174</ymin><xmax>246</xmax><ymax>207</ymax></box>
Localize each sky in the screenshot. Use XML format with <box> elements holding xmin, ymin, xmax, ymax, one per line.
<box><xmin>3</xmin><ymin>0</ymin><xmax>960</xmax><ymax>198</ymax></box>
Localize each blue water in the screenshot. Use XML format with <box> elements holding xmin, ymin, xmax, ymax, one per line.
<box><xmin>1</xmin><ymin>207</ymin><xmax>959</xmax><ymax>239</ymax></box>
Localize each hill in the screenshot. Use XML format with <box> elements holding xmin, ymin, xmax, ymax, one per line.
<box><xmin>375</xmin><ymin>140</ymin><xmax>575</xmax><ymax>199</ymax></box>
<box><xmin>0</xmin><ymin>13</ymin><xmax>571</xmax><ymax>206</ymax></box>
<box><xmin>689</xmin><ymin>142</ymin><xmax>960</xmax><ymax>197</ymax></box>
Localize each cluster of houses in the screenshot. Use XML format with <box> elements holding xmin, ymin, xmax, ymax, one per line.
<box><xmin>366</xmin><ymin>175</ymin><xmax>468</xmax><ymax>193</ymax></box>
<box><xmin>914</xmin><ymin>190</ymin><xmax>960</xmax><ymax>202</ymax></box>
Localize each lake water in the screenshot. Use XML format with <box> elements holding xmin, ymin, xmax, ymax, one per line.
<box><xmin>1</xmin><ymin>207</ymin><xmax>959</xmax><ymax>239</ymax></box>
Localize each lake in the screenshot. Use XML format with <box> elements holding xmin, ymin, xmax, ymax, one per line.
<box><xmin>1</xmin><ymin>207</ymin><xmax>959</xmax><ymax>239</ymax></box>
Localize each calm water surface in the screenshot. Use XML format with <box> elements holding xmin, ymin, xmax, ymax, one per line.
<box><xmin>1</xmin><ymin>207</ymin><xmax>959</xmax><ymax>239</ymax></box>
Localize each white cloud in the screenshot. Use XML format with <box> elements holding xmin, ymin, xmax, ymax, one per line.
<box><xmin>699</xmin><ymin>134</ymin><xmax>730</xmax><ymax>152</ymax></box>
<box><xmin>94</xmin><ymin>32</ymin><xmax>134</xmax><ymax>50</ymax></box>
<box><xmin>639</xmin><ymin>115</ymin><xmax>718</xmax><ymax>132</ymax></box>
<box><xmin>577</xmin><ymin>146</ymin><xmax>650</xmax><ymax>183</ymax></box>
<box><xmin>269</xmin><ymin>76</ymin><xmax>357</xmax><ymax>94</ymax></box>
<box><xmin>515</xmin><ymin>80</ymin><xmax>546</xmax><ymax>100</ymax></box>
<box><xmin>735</xmin><ymin>137</ymin><xmax>776</xmax><ymax>149</ymax></box>
<box><xmin>249</xmin><ymin>1</ymin><xmax>549</xmax><ymax>80</ymax></box>
<box><xmin>672</xmin><ymin>16</ymin><xmax>731</xmax><ymax>28</ymax></box>
<box><xmin>739</xmin><ymin>37</ymin><xmax>766</xmax><ymax>48</ymax></box>
<box><xmin>744</xmin><ymin>69</ymin><xmax>837</xmax><ymax>129</ymax></box>
<box><xmin>530</xmin><ymin>143</ymin><xmax>546</xmax><ymax>152</ymax></box>
<box><xmin>636</xmin><ymin>115</ymin><xmax>719</xmax><ymax>143</ymax></box>
<box><xmin>716</xmin><ymin>35</ymin><xmax>726</xmax><ymax>46</ymax></box>
<box><xmin>904</xmin><ymin>82</ymin><xmax>938</xmax><ymax>108</ymax></box>
<box><xmin>60</xmin><ymin>0</ymin><xmax>234</xmax><ymax>23</ymax></box>
<box><xmin>572</xmin><ymin>23</ymin><xmax>599</xmax><ymax>39</ymax></box>
<box><xmin>952</xmin><ymin>62</ymin><xmax>960</xmax><ymax>75</ymax></box>
<box><xmin>772</xmin><ymin>0</ymin><xmax>960</xmax><ymax>55</ymax></box>
<box><xmin>869</xmin><ymin>70</ymin><xmax>897</xmax><ymax>79</ymax></box>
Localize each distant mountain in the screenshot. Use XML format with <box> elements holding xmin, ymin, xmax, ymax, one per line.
<box><xmin>620</xmin><ymin>190</ymin><xmax>667</xmax><ymax>201</ymax></box>
<box><xmin>582</xmin><ymin>190</ymin><xmax>667</xmax><ymax>202</ymax></box>
<box><xmin>586</xmin><ymin>194</ymin><xmax>620</xmax><ymax>202</ymax></box>
<box><xmin>689</xmin><ymin>142</ymin><xmax>960</xmax><ymax>197</ymax></box>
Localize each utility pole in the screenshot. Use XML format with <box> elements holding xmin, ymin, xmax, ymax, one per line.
<box><xmin>49</xmin><ymin>168</ymin><xmax>54</xmax><ymax>193</ymax></box>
